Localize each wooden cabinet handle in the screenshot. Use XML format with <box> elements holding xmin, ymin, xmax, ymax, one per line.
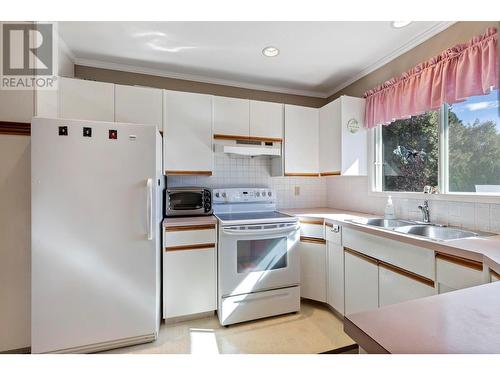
<box><xmin>165</xmin><ymin>243</ymin><xmax>215</xmax><ymax>252</ymax></box>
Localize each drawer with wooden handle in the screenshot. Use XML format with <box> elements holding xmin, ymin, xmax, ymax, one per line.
<box><xmin>164</xmin><ymin>224</ymin><xmax>216</xmax><ymax>250</ymax></box>
<box><xmin>299</xmin><ymin>218</ymin><xmax>325</xmax><ymax>239</ymax></box>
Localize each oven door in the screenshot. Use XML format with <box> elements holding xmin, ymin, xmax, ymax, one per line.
<box><xmin>218</xmin><ymin>222</ymin><xmax>300</xmax><ymax>297</ymax></box>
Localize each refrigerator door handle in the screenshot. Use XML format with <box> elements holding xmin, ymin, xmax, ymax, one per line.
<box><xmin>146</xmin><ymin>178</ymin><xmax>153</xmax><ymax>240</ymax></box>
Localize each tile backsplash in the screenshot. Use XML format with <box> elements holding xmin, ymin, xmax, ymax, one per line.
<box><xmin>327</xmin><ymin>176</ymin><xmax>500</xmax><ymax>233</ymax></box>
<box><xmin>167</xmin><ymin>154</ymin><xmax>327</xmax><ymax>209</ymax></box>
<box><xmin>167</xmin><ymin>155</ymin><xmax>499</xmax><ymax>233</ymax></box>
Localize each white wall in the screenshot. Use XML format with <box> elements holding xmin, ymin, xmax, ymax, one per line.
<box><xmin>327</xmin><ymin>176</ymin><xmax>500</xmax><ymax>233</ymax></box>
<box><xmin>0</xmin><ymin>135</ymin><xmax>31</xmax><ymax>352</ymax></box>
<box><xmin>167</xmin><ymin>153</ymin><xmax>327</xmax><ymax>209</ymax></box>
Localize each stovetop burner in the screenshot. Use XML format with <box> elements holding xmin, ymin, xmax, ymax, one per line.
<box><xmin>212</xmin><ymin>188</ymin><xmax>298</xmax><ymax>225</ymax></box>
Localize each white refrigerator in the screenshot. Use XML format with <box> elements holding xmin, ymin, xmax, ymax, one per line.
<box><xmin>31</xmin><ymin>117</ymin><xmax>163</xmax><ymax>353</ymax></box>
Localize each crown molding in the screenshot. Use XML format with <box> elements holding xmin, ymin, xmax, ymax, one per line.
<box><xmin>325</xmin><ymin>21</ymin><xmax>456</xmax><ymax>98</ymax></box>
<box><xmin>73</xmin><ymin>58</ymin><xmax>326</xmax><ymax>98</ymax></box>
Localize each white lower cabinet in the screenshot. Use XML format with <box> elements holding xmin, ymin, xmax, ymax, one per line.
<box><xmin>344</xmin><ymin>249</ymin><xmax>379</xmax><ymax>315</ymax></box>
<box><xmin>326</xmin><ymin>223</ymin><xmax>344</xmax><ymax>315</ymax></box>
<box><xmin>163</xmin><ymin>225</ymin><xmax>217</xmax><ymax>319</ymax></box>
<box><xmin>378</xmin><ymin>265</ymin><xmax>435</xmax><ymax>307</ymax></box>
<box><xmin>299</xmin><ymin>239</ymin><xmax>326</xmax><ymax>302</ymax></box>
<box><xmin>436</xmin><ymin>254</ymin><xmax>484</xmax><ymax>294</ymax></box>
<box><xmin>327</xmin><ymin>241</ymin><xmax>344</xmax><ymax>315</ymax></box>
<box><xmin>299</xmin><ymin>220</ymin><xmax>325</xmax><ymax>239</ymax></box>
<box><xmin>164</xmin><ymin>247</ymin><xmax>216</xmax><ymax>318</ymax></box>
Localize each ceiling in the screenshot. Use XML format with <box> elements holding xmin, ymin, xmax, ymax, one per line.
<box><xmin>58</xmin><ymin>21</ymin><xmax>452</xmax><ymax>98</ymax></box>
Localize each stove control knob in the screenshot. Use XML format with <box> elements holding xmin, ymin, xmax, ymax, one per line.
<box><xmin>222</xmin><ymin>192</ymin><xmax>226</xmax><ymax>198</ymax></box>
<box><xmin>268</xmin><ymin>191</ymin><xmax>272</xmax><ymax>197</ymax></box>
<box><xmin>215</xmin><ymin>192</ymin><xmax>220</xmax><ymax>198</ymax></box>
<box><xmin>256</xmin><ymin>192</ymin><xmax>260</xmax><ymax>197</ymax></box>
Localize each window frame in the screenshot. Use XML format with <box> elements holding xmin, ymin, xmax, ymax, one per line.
<box><xmin>370</xmin><ymin>103</ymin><xmax>500</xmax><ymax>204</ymax></box>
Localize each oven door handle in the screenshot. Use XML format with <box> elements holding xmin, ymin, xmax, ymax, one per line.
<box><xmin>222</xmin><ymin>225</ymin><xmax>299</xmax><ymax>236</ymax></box>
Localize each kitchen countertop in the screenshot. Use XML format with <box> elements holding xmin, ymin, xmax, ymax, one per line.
<box><xmin>281</xmin><ymin>207</ymin><xmax>500</xmax><ymax>354</ymax></box>
<box><xmin>344</xmin><ymin>282</ymin><xmax>500</xmax><ymax>353</ymax></box>
<box><xmin>163</xmin><ymin>215</ymin><xmax>217</xmax><ymax>228</ymax></box>
<box><xmin>281</xmin><ymin>207</ymin><xmax>500</xmax><ymax>275</ymax></box>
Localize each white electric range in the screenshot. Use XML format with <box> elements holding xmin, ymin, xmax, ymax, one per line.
<box><xmin>213</xmin><ymin>188</ymin><xmax>301</xmax><ymax>326</ymax></box>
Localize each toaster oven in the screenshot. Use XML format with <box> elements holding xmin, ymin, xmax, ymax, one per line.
<box><xmin>164</xmin><ymin>187</ymin><xmax>212</xmax><ymax>217</ymax></box>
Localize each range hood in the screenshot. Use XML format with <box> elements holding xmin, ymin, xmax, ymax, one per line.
<box><xmin>214</xmin><ymin>139</ymin><xmax>281</xmax><ymax>157</ymax></box>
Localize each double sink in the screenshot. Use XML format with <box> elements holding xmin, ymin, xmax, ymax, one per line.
<box><xmin>348</xmin><ymin>218</ymin><xmax>494</xmax><ymax>241</ymax></box>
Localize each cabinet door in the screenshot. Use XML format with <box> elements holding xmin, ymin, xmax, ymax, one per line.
<box><xmin>163</xmin><ymin>90</ymin><xmax>213</xmax><ymax>175</ymax></box>
<box><xmin>249</xmin><ymin>100</ymin><xmax>283</xmax><ymax>140</ymax></box>
<box><xmin>284</xmin><ymin>105</ymin><xmax>319</xmax><ymax>175</ymax></box>
<box><xmin>115</xmin><ymin>84</ymin><xmax>163</xmax><ymax>130</ymax></box>
<box><xmin>59</xmin><ymin>77</ymin><xmax>114</xmax><ymax>121</ymax></box>
<box><xmin>379</xmin><ymin>265</ymin><xmax>434</xmax><ymax>307</ymax></box>
<box><xmin>327</xmin><ymin>241</ymin><xmax>344</xmax><ymax>315</ymax></box>
<box><xmin>319</xmin><ymin>99</ymin><xmax>341</xmax><ymax>175</ymax></box>
<box><xmin>213</xmin><ymin>96</ymin><xmax>249</xmax><ymax>137</ymax></box>
<box><xmin>344</xmin><ymin>249</ymin><xmax>378</xmax><ymax>315</ymax></box>
<box><xmin>436</xmin><ymin>254</ymin><xmax>484</xmax><ymax>294</ymax></box>
<box><xmin>299</xmin><ymin>240</ymin><xmax>326</xmax><ymax>302</ymax></box>
<box><xmin>163</xmin><ymin>247</ymin><xmax>216</xmax><ymax>318</ymax></box>
<box><xmin>340</xmin><ymin>96</ymin><xmax>367</xmax><ymax>176</ymax></box>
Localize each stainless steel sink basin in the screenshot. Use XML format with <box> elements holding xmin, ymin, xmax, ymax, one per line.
<box><xmin>349</xmin><ymin>218</ymin><xmax>415</xmax><ymax>228</ymax></box>
<box><xmin>394</xmin><ymin>225</ymin><xmax>484</xmax><ymax>241</ymax></box>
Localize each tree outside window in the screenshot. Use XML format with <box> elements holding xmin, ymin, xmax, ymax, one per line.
<box><xmin>378</xmin><ymin>89</ymin><xmax>500</xmax><ymax>194</ymax></box>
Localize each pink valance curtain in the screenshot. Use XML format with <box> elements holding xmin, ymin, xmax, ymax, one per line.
<box><xmin>363</xmin><ymin>27</ymin><xmax>498</xmax><ymax>128</ymax></box>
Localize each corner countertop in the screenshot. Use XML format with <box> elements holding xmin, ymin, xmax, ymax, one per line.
<box><xmin>163</xmin><ymin>215</ymin><xmax>218</xmax><ymax>228</ymax></box>
<box><xmin>344</xmin><ymin>282</ymin><xmax>500</xmax><ymax>353</ymax></box>
<box><xmin>281</xmin><ymin>207</ymin><xmax>500</xmax><ymax>353</ymax></box>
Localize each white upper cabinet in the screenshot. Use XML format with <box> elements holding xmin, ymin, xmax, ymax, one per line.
<box><xmin>249</xmin><ymin>100</ymin><xmax>283</xmax><ymax>140</ymax></box>
<box><xmin>284</xmin><ymin>104</ymin><xmax>319</xmax><ymax>175</ymax></box>
<box><xmin>115</xmin><ymin>85</ymin><xmax>163</xmax><ymax>130</ymax></box>
<box><xmin>319</xmin><ymin>99</ymin><xmax>341</xmax><ymax>175</ymax></box>
<box><xmin>58</xmin><ymin>77</ymin><xmax>115</xmax><ymax>122</ymax></box>
<box><xmin>319</xmin><ymin>95</ymin><xmax>367</xmax><ymax>176</ymax></box>
<box><xmin>163</xmin><ymin>90</ymin><xmax>213</xmax><ymax>175</ymax></box>
<box><xmin>340</xmin><ymin>96</ymin><xmax>367</xmax><ymax>176</ymax></box>
<box><xmin>213</xmin><ymin>96</ymin><xmax>249</xmax><ymax>137</ymax></box>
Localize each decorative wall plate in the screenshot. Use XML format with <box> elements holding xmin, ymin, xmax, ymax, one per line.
<box><xmin>347</xmin><ymin>118</ymin><xmax>360</xmax><ymax>134</ymax></box>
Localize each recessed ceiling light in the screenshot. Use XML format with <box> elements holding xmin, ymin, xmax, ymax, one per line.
<box><xmin>262</xmin><ymin>46</ymin><xmax>279</xmax><ymax>57</ymax></box>
<box><xmin>391</xmin><ymin>21</ymin><xmax>412</xmax><ymax>28</ymax></box>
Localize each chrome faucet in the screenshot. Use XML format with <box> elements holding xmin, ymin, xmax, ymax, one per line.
<box><xmin>418</xmin><ymin>200</ymin><xmax>430</xmax><ymax>223</ymax></box>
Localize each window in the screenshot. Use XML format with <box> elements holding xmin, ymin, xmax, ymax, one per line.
<box><xmin>374</xmin><ymin>89</ymin><xmax>500</xmax><ymax>195</ymax></box>
<box><xmin>447</xmin><ymin>89</ymin><xmax>500</xmax><ymax>193</ymax></box>
<box><xmin>381</xmin><ymin>112</ymin><xmax>439</xmax><ymax>192</ymax></box>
